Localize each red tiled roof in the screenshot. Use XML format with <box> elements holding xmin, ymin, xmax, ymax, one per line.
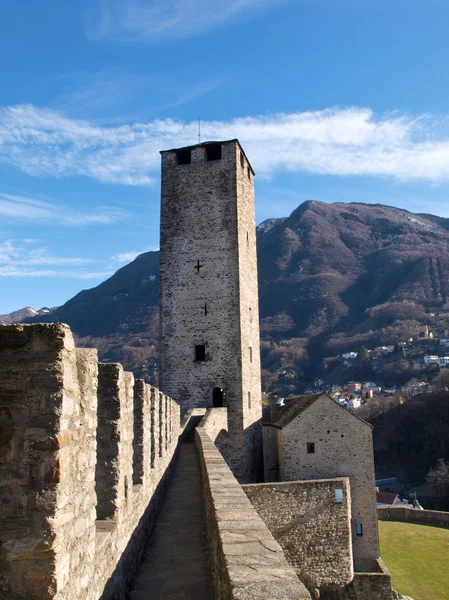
<box><xmin>377</xmin><ymin>491</ymin><xmax>400</xmax><ymax>504</ymax></box>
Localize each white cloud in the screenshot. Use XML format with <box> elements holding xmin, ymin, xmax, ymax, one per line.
<box><xmin>4</xmin><ymin>104</ymin><xmax>449</xmax><ymax>185</ymax></box>
<box><xmin>0</xmin><ymin>239</ymin><xmax>112</xmax><ymax>279</ymax></box>
<box><xmin>0</xmin><ymin>191</ymin><xmax>127</xmax><ymax>226</ymax></box>
<box><xmin>88</xmin><ymin>0</ymin><xmax>288</xmax><ymax>41</ymax></box>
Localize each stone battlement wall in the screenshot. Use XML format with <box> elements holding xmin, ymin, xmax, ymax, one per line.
<box><xmin>242</xmin><ymin>479</ymin><xmax>354</xmax><ymax>592</ymax></box>
<box><xmin>195</xmin><ymin>418</ymin><xmax>310</xmax><ymax>600</ymax></box>
<box><xmin>378</xmin><ymin>505</ymin><xmax>449</xmax><ymax>529</ymax></box>
<box><xmin>0</xmin><ymin>323</ymin><xmax>181</xmax><ymax>600</ymax></box>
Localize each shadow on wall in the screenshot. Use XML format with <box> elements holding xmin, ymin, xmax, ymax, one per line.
<box><xmin>99</xmin><ymin>454</ymin><xmax>177</xmax><ymax>600</ymax></box>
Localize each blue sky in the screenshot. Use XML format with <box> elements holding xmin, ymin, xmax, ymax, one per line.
<box><xmin>1</xmin><ymin>0</ymin><xmax>449</xmax><ymax>313</ymax></box>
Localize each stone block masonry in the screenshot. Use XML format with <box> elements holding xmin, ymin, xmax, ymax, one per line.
<box><xmin>195</xmin><ymin>416</ymin><xmax>310</xmax><ymax>600</ymax></box>
<box><xmin>242</xmin><ymin>479</ymin><xmax>354</xmax><ymax>592</ymax></box>
<box><xmin>159</xmin><ymin>140</ymin><xmax>262</xmax><ymax>483</ymax></box>
<box><xmin>0</xmin><ymin>323</ymin><xmax>181</xmax><ymax>600</ymax></box>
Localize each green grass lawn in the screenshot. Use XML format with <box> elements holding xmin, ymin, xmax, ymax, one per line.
<box><xmin>379</xmin><ymin>521</ymin><xmax>449</xmax><ymax>600</ymax></box>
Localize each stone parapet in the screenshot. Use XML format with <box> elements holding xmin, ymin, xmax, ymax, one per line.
<box><xmin>378</xmin><ymin>505</ymin><xmax>449</xmax><ymax>528</ymax></box>
<box><xmin>0</xmin><ymin>323</ymin><xmax>181</xmax><ymax>600</ymax></box>
<box><xmin>196</xmin><ymin>407</ymin><xmax>228</xmax><ymax>441</ymax></box>
<box><xmin>353</xmin><ymin>559</ymin><xmax>393</xmax><ymax>600</ymax></box>
<box><xmin>242</xmin><ymin>479</ymin><xmax>354</xmax><ymax>591</ymax></box>
<box><xmin>195</xmin><ymin>425</ymin><xmax>310</xmax><ymax>600</ymax></box>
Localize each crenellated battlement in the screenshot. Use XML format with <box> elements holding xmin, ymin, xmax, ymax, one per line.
<box><xmin>0</xmin><ymin>323</ymin><xmax>181</xmax><ymax>600</ymax></box>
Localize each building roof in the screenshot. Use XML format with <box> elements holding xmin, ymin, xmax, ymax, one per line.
<box><xmin>376</xmin><ymin>491</ymin><xmax>401</xmax><ymax>505</ymax></box>
<box><xmin>273</xmin><ymin>393</ymin><xmax>372</xmax><ymax>429</ymax></box>
<box><xmin>159</xmin><ymin>138</ymin><xmax>255</xmax><ymax>175</ymax></box>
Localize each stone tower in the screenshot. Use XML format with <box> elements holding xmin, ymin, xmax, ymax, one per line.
<box><xmin>159</xmin><ymin>139</ymin><xmax>262</xmax><ymax>482</ymax></box>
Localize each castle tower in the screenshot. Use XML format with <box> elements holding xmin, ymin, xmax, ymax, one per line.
<box><xmin>159</xmin><ymin>139</ymin><xmax>262</xmax><ymax>482</ymax></box>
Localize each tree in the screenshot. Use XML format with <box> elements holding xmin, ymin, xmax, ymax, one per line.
<box><xmin>359</xmin><ymin>346</ymin><xmax>370</xmax><ymax>362</ymax></box>
<box><xmin>433</xmin><ymin>369</ymin><xmax>449</xmax><ymax>391</ymax></box>
<box><xmin>426</xmin><ymin>458</ymin><xmax>449</xmax><ymax>507</ymax></box>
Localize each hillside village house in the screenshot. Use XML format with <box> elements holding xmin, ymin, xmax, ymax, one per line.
<box><xmin>347</xmin><ymin>381</ymin><xmax>363</xmax><ymax>393</ymax></box>
<box><xmin>424</xmin><ymin>354</ymin><xmax>449</xmax><ymax>366</ymax></box>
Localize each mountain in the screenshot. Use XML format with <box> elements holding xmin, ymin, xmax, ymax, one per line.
<box><xmin>0</xmin><ymin>306</ymin><xmax>55</xmax><ymax>325</ymax></box>
<box><xmin>25</xmin><ymin>201</ymin><xmax>449</xmax><ymax>385</ymax></box>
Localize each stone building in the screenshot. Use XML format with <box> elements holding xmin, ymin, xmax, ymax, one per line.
<box><xmin>263</xmin><ymin>393</ymin><xmax>380</xmax><ymax>573</ymax></box>
<box><xmin>158</xmin><ymin>139</ymin><xmax>262</xmax><ymax>482</ymax></box>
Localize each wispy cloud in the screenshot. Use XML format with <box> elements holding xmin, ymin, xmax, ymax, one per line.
<box><xmin>0</xmin><ymin>191</ymin><xmax>128</xmax><ymax>226</ymax></box>
<box><xmin>88</xmin><ymin>0</ymin><xmax>288</xmax><ymax>41</ymax></box>
<box><xmin>54</xmin><ymin>69</ymin><xmax>224</xmax><ymax>121</ymax></box>
<box><xmin>5</xmin><ymin>104</ymin><xmax>449</xmax><ymax>185</ymax></box>
<box><xmin>0</xmin><ymin>239</ymin><xmax>113</xmax><ymax>279</ymax></box>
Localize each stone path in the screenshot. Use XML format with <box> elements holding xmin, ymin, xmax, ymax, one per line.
<box><xmin>127</xmin><ymin>436</ymin><xmax>213</xmax><ymax>600</ymax></box>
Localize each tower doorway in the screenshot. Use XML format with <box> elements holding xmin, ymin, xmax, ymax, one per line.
<box><xmin>213</xmin><ymin>387</ymin><xmax>224</xmax><ymax>408</ymax></box>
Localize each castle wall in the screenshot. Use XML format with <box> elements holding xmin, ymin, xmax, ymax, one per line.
<box><xmin>352</xmin><ymin>559</ymin><xmax>392</xmax><ymax>600</ymax></box>
<box><xmin>159</xmin><ymin>140</ymin><xmax>262</xmax><ymax>482</ymax></box>
<box><xmin>242</xmin><ymin>479</ymin><xmax>354</xmax><ymax>590</ymax></box>
<box><xmin>378</xmin><ymin>505</ymin><xmax>449</xmax><ymax>528</ymax></box>
<box><xmin>280</xmin><ymin>396</ymin><xmax>380</xmax><ymax>572</ymax></box>
<box><xmin>0</xmin><ymin>323</ymin><xmax>181</xmax><ymax>600</ymax></box>
<box><xmin>195</xmin><ymin>418</ymin><xmax>310</xmax><ymax>600</ymax></box>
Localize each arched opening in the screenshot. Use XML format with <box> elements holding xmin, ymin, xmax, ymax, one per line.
<box><xmin>212</xmin><ymin>387</ymin><xmax>224</xmax><ymax>408</ymax></box>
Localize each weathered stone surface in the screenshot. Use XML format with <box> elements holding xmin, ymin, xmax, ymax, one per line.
<box><xmin>0</xmin><ymin>323</ymin><xmax>182</xmax><ymax>600</ymax></box>
<box><xmin>195</xmin><ymin>423</ymin><xmax>310</xmax><ymax>599</ymax></box>
<box><xmin>243</xmin><ymin>479</ymin><xmax>353</xmax><ymax>590</ymax></box>
<box><xmin>268</xmin><ymin>394</ymin><xmax>380</xmax><ymax>572</ymax></box>
<box><xmin>159</xmin><ymin>140</ymin><xmax>262</xmax><ymax>482</ymax></box>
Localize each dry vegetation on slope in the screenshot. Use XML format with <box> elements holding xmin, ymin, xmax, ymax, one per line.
<box><xmin>23</xmin><ymin>201</ymin><xmax>449</xmax><ymax>385</ymax></box>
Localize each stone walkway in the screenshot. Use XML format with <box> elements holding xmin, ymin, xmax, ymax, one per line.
<box><xmin>127</xmin><ymin>437</ymin><xmax>213</xmax><ymax>600</ymax></box>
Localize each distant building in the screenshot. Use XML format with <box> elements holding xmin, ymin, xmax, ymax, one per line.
<box><xmin>438</xmin><ymin>357</ymin><xmax>449</xmax><ymax>367</ymax></box>
<box><xmin>376</xmin><ymin>491</ymin><xmax>408</xmax><ymax>506</ymax></box>
<box><xmin>424</xmin><ymin>355</ymin><xmax>439</xmax><ymax>365</ymax></box>
<box><xmin>347</xmin><ymin>381</ymin><xmax>362</xmax><ymax>393</ymax></box>
<box><xmin>342</xmin><ymin>352</ymin><xmax>358</xmax><ymax>360</ymax></box>
<box><xmin>346</xmin><ymin>397</ymin><xmax>362</xmax><ymax>410</ymax></box>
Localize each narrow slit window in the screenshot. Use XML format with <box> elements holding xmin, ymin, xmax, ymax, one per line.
<box><xmin>307</xmin><ymin>442</ymin><xmax>315</xmax><ymax>454</ymax></box>
<box><xmin>177</xmin><ymin>149</ymin><xmax>191</xmax><ymax>165</ymax></box>
<box><xmin>206</xmin><ymin>144</ymin><xmax>222</xmax><ymax>161</ymax></box>
<box><xmin>247</xmin><ymin>166</ymin><xmax>251</xmax><ymax>180</ymax></box>
<box><xmin>356</xmin><ymin>523</ymin><xmax>363</xmax><ymax>536</ymax></box>
<box><xmin>249</xmin><ymin>307</ymin><xmax>253</xmax><ymax>323</ymax></box>
<box><xmin>249</xmin><ymin>347</ymin><xmax>253</xmax><ymax>363</ymax></box>
<box><xmin>204</xmin><ymin>303</ymin><xmax>208</xmax><ymax>316</ymax></box>
<box><xmin>195</xmin><ymin>344</ymin><xmax>206</xmax><ymax>361</ymax></box>
<box><xmin>248</xmin><ymin>391</ymin><xmax>251</xmax><ymax>409</ymax></box>
<box><xmin>240</xmin><ymin>151</ymin><xmax>245</xmax><ymax>168</ymax></box>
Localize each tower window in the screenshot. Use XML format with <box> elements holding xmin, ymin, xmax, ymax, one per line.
<box><xmin>206</xmin><ymin>144</ymin><xmax>222</xmax><ymax>161</ymax></box>
<box><xmin>356</xmin><ymin>523</ymin><xmax>363</xmax><ymax>536</ymax></box>
<box><xmin>177</xmin><ymin>149</ymin><xmax>191</xmax><ymax>165</ymax></box>
<box><xmin>195</xmin><ymin>345</ymin><xmax>206</xmax><ymax>361</ymax></box>
<box><xmin>248</xmin><ymin>391</ymin><xmax>251</xmax><ymax>409</ymax></box>
<box><xmin>249</xmin><ymin>347</ymin><xmax>253</xmax><ymax>363</ymax></box>
<box><xmin>249</xmin><ymin>307</ymin><xmax>253</xmax><ymax>323</ymax></box>
<box><xmin>334</xmin><ymin>488</ymin><xmax>344</xmax><ymax>503</ymax></box>
<box><xmin>247</xmin><ymin>166</ymin><xmax>251</xmax><ymax>180</ymax></box>
<box><xmin>307</xmin><ymin>442</ymin><xmax>315</xmax><ymax>454</ymax></box>
<box><xmin>240</xmin><ymin>151</ymin><xmax>245</xmax><ymax>168</ymax></box>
